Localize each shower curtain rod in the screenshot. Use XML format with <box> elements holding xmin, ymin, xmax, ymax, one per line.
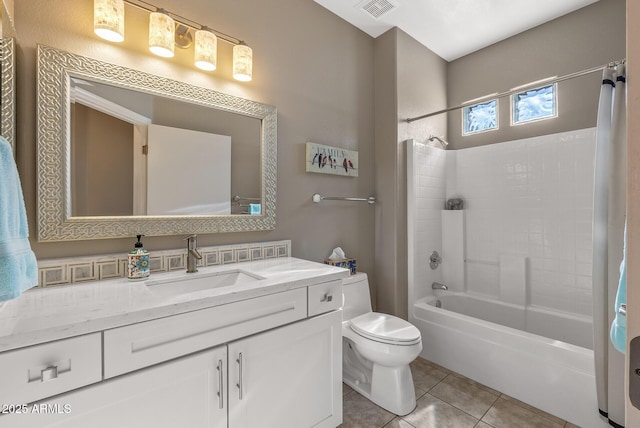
<box><xmin>406</xmin><ymin>59</ymin><xmax>626</xmax><ymax>123</ymax></box>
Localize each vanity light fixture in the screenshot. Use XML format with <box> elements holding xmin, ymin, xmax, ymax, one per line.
<box><xmin>93</xmin><ymin>0</ymin><xmax>253</xmax><ymax>81</ymax></box>
<box><xmin>94</xmin><ymin>0</ymin><xmax>125</xmax><ymax>42</ymax></box>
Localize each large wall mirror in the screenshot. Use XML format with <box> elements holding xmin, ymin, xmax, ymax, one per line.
<box><xmin>1</xmin><ymin>37</ymin><xmax>15</xmax><ymax>154</ymax></box>
<box><xmin>37</xmin><ymin>45</ymin><xmax>277</xmax><ymax>241</ymax></box>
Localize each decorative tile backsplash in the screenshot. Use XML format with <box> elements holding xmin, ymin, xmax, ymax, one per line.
<box><xmin>37</xmin><ymin>240</ymin><xmax>291</xmax><ymax>288</ymax></box>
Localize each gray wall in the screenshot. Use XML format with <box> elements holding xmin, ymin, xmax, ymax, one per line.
<box><xmin>14</xmin><ymin>0</ymin><xmax>376</xmax><ymax>286</ymax></box>
<box><xmin>627</xmin><ymin>1</ymin><xmax>640</xmax><ymax>424</ymax></box>
<box><xmin>446</xmin><ymin>0</ymin><xmax>626</xmax><ymax>149</ymax></box>
<box><xmin>374</xmin><ymin>28</ymin><xmax>447</xmax><ymax>318</ymax></box>
<box><xmin>373</xmin><ymin>30</ymin><xmax>397</xmax><ymax>313</ymax></box>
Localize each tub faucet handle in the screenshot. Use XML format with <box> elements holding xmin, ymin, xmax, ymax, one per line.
<box><xmin>429</xmin><ymin>251</ymin><xmax>442</xmax><ymax>270</ymax></box>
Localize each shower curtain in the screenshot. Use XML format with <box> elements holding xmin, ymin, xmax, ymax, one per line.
<box><xmin>592</xmin><ymin>63</ymin><xmax>627</xmax><ymax>426</ymax></box>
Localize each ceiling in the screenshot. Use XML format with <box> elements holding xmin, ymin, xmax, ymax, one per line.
<box><xmin>313</xmin><ymin>0</ymin><xmax>600</xmax><ymax>61</ymax></box>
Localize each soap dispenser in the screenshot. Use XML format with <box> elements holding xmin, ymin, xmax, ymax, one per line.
<box><xmin>127</xmin><ymin>235</ymin><xmax>150</xmax><ymax>280</ymax></box>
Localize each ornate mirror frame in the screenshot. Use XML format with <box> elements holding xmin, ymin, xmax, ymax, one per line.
<box><xmin>36</xmin><ymin>45</ymin><xmax>277</xmax><ymax>241</ymax></box>
<box><xmin>1</xmin><ymin>38</ymin><xmax>15</xmax><ymax>154</ymax></box>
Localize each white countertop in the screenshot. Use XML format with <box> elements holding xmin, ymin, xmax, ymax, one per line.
<box><xmin>0</xmin><ymin>257</ymin><xmax>349</xmax><ymax>353</ymax></box>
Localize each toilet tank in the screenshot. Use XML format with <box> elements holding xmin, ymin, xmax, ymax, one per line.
<box><xmin>342</xmin><ymin>272</ymin><xmax>372</xmax><ymax>321</ymax></box>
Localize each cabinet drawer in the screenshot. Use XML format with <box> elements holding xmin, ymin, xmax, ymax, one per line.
<box><xmin>0</xmin><ymin>333</ymin><xmax>102</xmax><ymax>405</ymax></box>
<box><xmin>104</xmin><ymin>288</ymin><xmax>307</xmax><ymax>378</ymax></box>
<box><xmin>308</xmin><ymin>280</ymin><xmax>342</xmax><ymax>316</ymax></box>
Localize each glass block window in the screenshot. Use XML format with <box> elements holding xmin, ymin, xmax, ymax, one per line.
<box><xmin>462</xmin><ymin>99</ymin><xmax>498</xmax><ymax>135</ymax></box>
<box><xmin>512</xmin><ymin>83</ymin><xmax>557</xmax><ymax>124</ymax></box>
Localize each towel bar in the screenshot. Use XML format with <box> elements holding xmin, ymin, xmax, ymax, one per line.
<box><xmin>312</xmin><ymin>193</ymin><xmax>376</xmax><ymax>205</ymax></box>
<box><xmin>232</xmin><ymin>195</ymin><xmax>260</xmax><ymax>202</ymax></box>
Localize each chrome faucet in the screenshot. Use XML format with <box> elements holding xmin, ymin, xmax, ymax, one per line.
<box><xmin>432</xmin><ymin>282</ymin><xmax>448</xmax><ymax>291</ymax></box>
<box><xmin>185</xmin><ymin>234</ymin><xmax>202</xmax><ymax>273</ymax></box>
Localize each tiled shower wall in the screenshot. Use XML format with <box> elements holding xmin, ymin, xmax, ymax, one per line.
<box><xmin>409</xmin><ymin>128</ymin><xmax>596</xmax><ymax>317</ymax></box>
<box><xmin>407</xmin><ymin>141</ymin><xmax>447</xmax><ymax>304</ymax></box>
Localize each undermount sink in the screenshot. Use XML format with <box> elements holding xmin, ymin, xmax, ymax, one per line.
<box><xmin>146</xmin><ymin>269</ymin><xmax>265</xmax><ymax>297</ymax></box>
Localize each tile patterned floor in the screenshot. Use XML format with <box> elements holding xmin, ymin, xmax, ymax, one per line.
<box><xmin>340</xmin><ymin>358</ymin><xmax>581</xmax><ymax>428</ymax></box>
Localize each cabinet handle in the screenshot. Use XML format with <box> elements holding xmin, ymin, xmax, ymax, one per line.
<box><xmin>217</xmin><ymin>359</ymin><xmax>224</xmax><ymax>409</ymax></box>
<box><xmin>40</xmin><ymin>366</ymin><xmax>58</xmax><ymax>382</ymax></box>
<box><xmin>236</xmin><ymin>353</ymin><xmax>243</xmax><ymax>400</ymax></box>
<box><xmin>321</xmin><ymin>293</ymin><xmax>333</xmax><ymax>302</ymax></box>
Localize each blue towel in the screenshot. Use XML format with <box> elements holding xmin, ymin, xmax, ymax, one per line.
<box><xmin>610</xmin><ymin>222</ymin><xmax>627</xmax><ymax>353</ymax></box>
<box><xmin>249</xmin><ymin>203</ymin><xmax>261</xmax><ymax>215</ymax></box>
<box><xmin>0</xmin><ymin>137</ymin><xmax>38</xmax><ymax>302</ymax></box>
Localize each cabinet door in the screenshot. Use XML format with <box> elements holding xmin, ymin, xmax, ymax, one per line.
<box><xmin>229</xmin><ymin>310</ymin><xmax>342</xmax><ymax>428</ymax></box>
<box><xmin>2</xmin><ymin>346</ymin><xmax>227</xmax><ymax>428</ymax></box>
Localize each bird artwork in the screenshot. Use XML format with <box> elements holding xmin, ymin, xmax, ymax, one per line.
<box><xmin>305</xmin><ymin>142</ymin><xmax>358</xmax><ymax>177</ymax></box>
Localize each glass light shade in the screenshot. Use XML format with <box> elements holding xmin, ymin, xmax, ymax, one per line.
<box><xmin>233</xmin><ymin>43</ymin><xmax>253</xmax><ymax>82</ymax></box>
<box><xmin>149</xmin><ymin>11</ymin><xmax>175</xmax><ymax>58</ymax></box>
<box><xmin>94</xmin><ymin>0</ymin><xmax>125</xmax><ymax>42</ymax></box>
<box><xmin>194</xmin><ymin>29</ymin><xmax>217</xmax><ymax>71</ymax></box>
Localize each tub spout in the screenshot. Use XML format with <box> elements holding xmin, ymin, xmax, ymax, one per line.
<box><xmin>432</xmin><ymin>282</ymin><xmax>448</xmax><ymax>291</ymax></box>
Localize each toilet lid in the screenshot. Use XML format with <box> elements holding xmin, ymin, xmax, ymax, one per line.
<box><xmin>350</xmin><ymin>312</ymin><xmax>421</xmax><ymax>345</ymax></box>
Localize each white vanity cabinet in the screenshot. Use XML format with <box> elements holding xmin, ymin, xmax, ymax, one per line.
<box><xmin>0</xmin><ymin>277</ymin><xmax>344</xmax><ymax>428</ymax></box>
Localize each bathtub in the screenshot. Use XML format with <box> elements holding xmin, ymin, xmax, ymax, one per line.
<box><xmin>413</xmin><ymin>293</ymin><xmax>607</xmax><ymax>428</ymax></box>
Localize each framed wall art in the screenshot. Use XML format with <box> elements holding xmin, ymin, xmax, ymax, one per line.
<box><xmin>305</xmin><ymin>142</ymin><xmax>358</xmax><ymax>177</ymax></box>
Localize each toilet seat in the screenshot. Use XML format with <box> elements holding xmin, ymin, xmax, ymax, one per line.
<box><xmin>350</xmin><ymin>312</ymin><xmax>421</xmax><ymax>346</ymax></box>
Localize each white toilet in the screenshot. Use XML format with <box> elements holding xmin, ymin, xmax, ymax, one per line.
<box><xmin>342</xmin><ymin>272</ymin><xmax>422</xmax><ymax>416</ymax></box>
